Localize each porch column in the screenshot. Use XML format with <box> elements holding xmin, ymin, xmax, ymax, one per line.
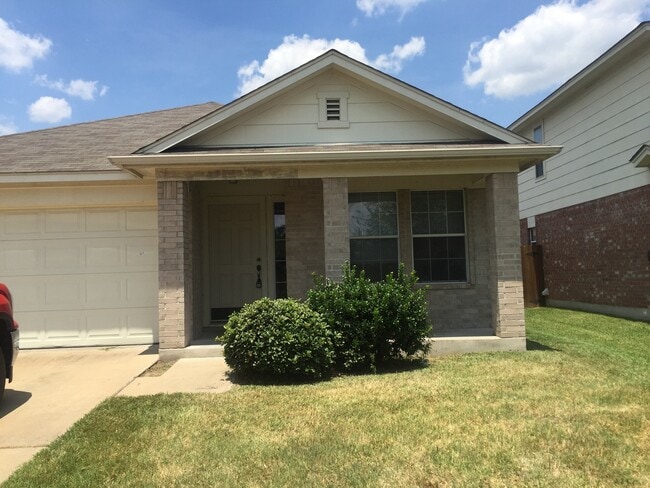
<box><xmin>157</xmin><ymin>181</ymin><xmax>193</xmax><ymax>349</ymax></box>
<box><xmin>285</xmin><ymin>180</ymin><xmax>325</xmax><ymax>298</ymax></box>
<box><xmin>322</xmin><ymin>177</ymin><xmax>350</xmax><ymax>281</ymax></box>
<box><xmin>485</xmin><ymin>173</ymin><xmax>525</xmax><ymax>338</ymax></box>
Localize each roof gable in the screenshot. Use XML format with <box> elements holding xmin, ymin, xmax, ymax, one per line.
<box><xmin>140</xmin><ymin>50</ymin><xmax>528</xmax><ymax>153</ymax></box>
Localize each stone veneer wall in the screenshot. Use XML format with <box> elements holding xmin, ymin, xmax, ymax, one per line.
<box><xmin>485</xmin><ymin>173</ymin><xmax>525</xmax><ymax>338</ymax></box>
<box><xmin>157</xmin><ymin>181</ymin><xmax>193</xmax><ymax>349</ymax></box>
<box><xmin>285</xmin><ymin>179</ymin><xmax>325</xmax><ymax>299</ymax></box>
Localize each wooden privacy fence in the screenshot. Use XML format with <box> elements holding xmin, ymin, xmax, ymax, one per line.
<box><xmin>521</xmin><ymin>244</ymin><xmax>545</xmax><ymax>308</ymax></box>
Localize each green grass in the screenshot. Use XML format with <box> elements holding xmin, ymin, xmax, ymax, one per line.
<box><xmin>4</xmin><ymin>308</ymin><xmax>649</xmax><ymax>487</ymax></box>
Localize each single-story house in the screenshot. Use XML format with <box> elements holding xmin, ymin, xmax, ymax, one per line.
<box><xmin>0</xmin><ymin>50</ymin><xmax>560</xmax><ymax>355</ymax></box>
<box><xmin>511</xmin><ymin>22</ymin><xmax>649</xmax><ymax>322</ymax></box>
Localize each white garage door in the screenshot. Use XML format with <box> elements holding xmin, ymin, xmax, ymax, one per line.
<box><xmin>0</xmin><ymin>207</ymin><xmax>158</xmax><ymax>348</ymax></box>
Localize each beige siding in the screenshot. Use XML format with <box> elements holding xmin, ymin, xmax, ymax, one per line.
<box><xmin>517</xmin><ymin>47</ymin><xmax>650</xmax><ymax>219</ymax></box>
<box><xmin>182</xmin><ymin>72</ymin><xmax>489</xmax><ymax>147</ymax></box>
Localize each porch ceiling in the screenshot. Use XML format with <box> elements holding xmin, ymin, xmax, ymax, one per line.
<box><xmin>109</xmin><ymin>143</ymin><xmax>562</xmax><ymax>180</ymax></box>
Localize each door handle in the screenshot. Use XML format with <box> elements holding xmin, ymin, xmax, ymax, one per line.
<box><xmin>256</xmin><ymin>264</ymin><xmax>262</xmax><ymax>288</ymax></box>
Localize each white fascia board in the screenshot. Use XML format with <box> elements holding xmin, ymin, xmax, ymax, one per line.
<box><xmin>0</xmin><ymin>170</ymin><xmax>139</xmax><ymax>185</ymax></box>
<box><xmin>111</xmin><ymin>144</ymin><xmax>562</xmax><ymax>175</ymax></box>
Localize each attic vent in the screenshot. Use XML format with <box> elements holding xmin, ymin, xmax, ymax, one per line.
<box><xmin>318</xmin><ymin>91</ymin><xmax>350</xmax><ymax>128</ymax></box>
<box><xmin>326</xmin><ymin>98</ymin><xmax>341</xmax><ymax>120</ymax></box>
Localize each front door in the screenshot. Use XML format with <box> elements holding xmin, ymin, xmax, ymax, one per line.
<box><xmin>207</xmin><ymin>197</ymin><xmax>268</xmax><ymax>320</ymax></box>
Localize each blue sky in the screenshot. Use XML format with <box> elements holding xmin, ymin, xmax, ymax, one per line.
<box><xmin>1</xmin><ymin>0</ymin><xmax>648</xmax><ymax>135</ymax></box>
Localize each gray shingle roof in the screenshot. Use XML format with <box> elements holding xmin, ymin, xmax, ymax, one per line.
<box><xmin>0</xmin><ymin>102</ymin><xmax>220</xmax><ymax>174</ymax></box>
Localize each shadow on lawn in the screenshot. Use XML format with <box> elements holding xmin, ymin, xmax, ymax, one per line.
<box><xmin>226</xmin><ymin>358</ymin><xmax>430</xmax><ymax>386</ymax></box>
<box><xmin>526</xmin><ymin>338</ymin><xmax>559</xmax><ymax>352</ymax></box>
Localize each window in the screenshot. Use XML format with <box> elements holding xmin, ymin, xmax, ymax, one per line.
<box><xmin>411</xmin><ymin>190</ymin><xmax>467</xmax><ymax>282</ymax></box>
<box><xmin>348</xmin><ymin>192</ymin><xmax>398</xmax><ymax>281</ymax></box>
<box><xmin>528</xmin><ymin>226</ymin><xmax>537</xmax><ymax>244</ymax></box>
<box><xmin>273</xmin><ymin>202</ymin><xmax>287</xmax><ymax>298</ymax></box>
<box><xmin>532</xmin><ymin>124</ymin><xmax>544</xmax><ymax>178</ymax></box>
<box><xmin>317</xmin><ymin>92</ymin><xmax>349</xmax><ymax>128</ymax></box>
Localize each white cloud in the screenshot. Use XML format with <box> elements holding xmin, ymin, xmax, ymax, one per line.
<box><xmin>374</xmin><ymin>36</ymin><xmax>426</xmax><ymax>72</ymax></box>
<box><xmin>34</xmin><ymin>75</ymin><xmax>109</xmax><ymax>101</ymax></box>
<box><xmin>463</xmin><ymin>0</ymin><xmax>649</xmax><ymax>99</ymax></box>
<box><xmin>237</xmin><ymin>35</ymin><xmax>425</xmax><ymax>95</ymax></box>
<box><xmin>0</xmin><ymin>121</ymin><xmax>17</xmax><ymax>135</ymax></box>
<box><xmin>356</xmin><ymin>0</ymin><xmax>427</xmax><ymax>18</ymax></box>
<box><xmin>0</xmin><ymin>17</ymin><xmax>51</xmax><ymax>72</ymax></box>
<box><xmin>28</xmin><ymin>96</ymin><xmax>71</xmax><ymax>123</ymax></box>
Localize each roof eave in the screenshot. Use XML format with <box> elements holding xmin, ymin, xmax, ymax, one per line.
<box><xmin>110</xmin><ymin>144</ymin><xmax>562</xmax><ymax>179</ymax></box>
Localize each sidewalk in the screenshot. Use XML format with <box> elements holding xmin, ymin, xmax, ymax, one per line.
<box><xmin>118</xmin><ymin>357</ymin><xmax>233</xmax><ymax>396</ymax></box>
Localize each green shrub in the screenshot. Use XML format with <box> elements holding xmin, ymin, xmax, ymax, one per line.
<box><xmin>308</xmin><ymin>263</ymin><xmax>431</xmax><ymax>372</ymax></box>
<box><xmin>220</xmin><ymin>298</ymin><xmax>334</xmax><ymax>380</ymax></box>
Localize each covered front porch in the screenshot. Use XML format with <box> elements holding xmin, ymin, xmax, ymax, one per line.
<box><xmin>150</xmin><ymin>168</ymin><xmax>528</xmax><ymax>358</ymax></box>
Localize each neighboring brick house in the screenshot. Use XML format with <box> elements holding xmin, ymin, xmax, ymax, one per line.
<box><xmin>511</xmin><ymin>22</ymin><xmax>649</xmax><ymax>322</ymax></box>
<box><xmin>0</xmin><ymin>50</ymin><xmax>559</xmax><ymax>355</ymax></box>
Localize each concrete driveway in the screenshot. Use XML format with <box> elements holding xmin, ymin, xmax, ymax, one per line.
<box><xmin>0</xmin><ymin>346</ymin><xmax>157</xmax><ymax>483</ymax></box>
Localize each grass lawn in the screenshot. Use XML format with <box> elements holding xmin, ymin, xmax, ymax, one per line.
<box><xmin>4</xmin><ymin>308</ymin><xmax>649</xmax><ymax>487</ymax></box>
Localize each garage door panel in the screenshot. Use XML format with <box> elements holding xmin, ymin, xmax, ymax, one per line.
<box><xmin>45</xmin><ymin>281</ymin><xmax>82</xmax><ymax>307</ymax></box>
<box><xmin>2</xmin><ymin>211</ymin><xmax>41</xmax><ymax>235</ymax></box>
<box><xmin>3</xmin><ymin>248</ymin><xmax>39</xmax><ymax>271</ymax></box>
<box><xmin>86</xmin><ymin>279</ymin><xmax>122</xmax><ymax>305</ymax></box>
<box><xmin>126</xmin><ymin>244</ymin><xmax>157</xmax><ymax>267</ymax></box>
<box><xmin>126</xmin><ymin>308</ymin><xmax>159</xmax><ymax>340</ymax></box>
<box><xmin>45</xmin><ymin>210</ymin><xmax>83</xmax><ymax>233</ymax></box>
<box><xmin>0</xmin><ymin>206</ymin><xmax>158</xmax><ymax>348</ymax></box>
<box><xmin>86</xmin><ymin>245</ymin><xmax>121</xmax><ymax>267</ymax></box>
<box><xmin>125</xmin><ymin>273</ymin><xmax>158</xmax><ymax>305</ymax></box>
<box><xmin>85</xmin><ymin>309</ymin><xmax>124</xmax><ymax>339</ymax></box>
<box><xmin>85</xmin><ymin>209</ymin><xmax>121</xmax><ymax>232</ymax></box>
<box><xmin>45</xmin><ymin>246</ymin><xmax>82</xmax><ymax>269</ymax></box>
<box><xmin>45</xmin><ymin>312</ymin><xmax>85</xmax><ymax>340</ymax></box>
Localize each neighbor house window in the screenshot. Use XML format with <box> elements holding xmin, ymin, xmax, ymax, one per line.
<box><xmin>411</xmin><ymin>190</ymin><xmax>467</xmax><ymax>282</ymax></box>
<box><xmin>348</xmin><ymin>192</ymin><xmax>398</xmax><ymax>281</ymax></box>
<box><xmin>533</xmin><ymin>124</ymin><xmax>545</xmax><ymax>178</ymax></box>
<box><xmin>273</xmin><ymin>202</ymin><xmax>287</xmax><ymax>298</ymax></box>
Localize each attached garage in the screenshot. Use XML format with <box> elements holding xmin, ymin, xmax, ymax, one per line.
<box><xmin>0</xmin><ymin>103</ymin><xmax>220</xmax><ymax>349</ymax></box>
<box><xmin>0</xmin><ymin>186</ymin><xmax>158</xmax><ymax>348</ymax></box>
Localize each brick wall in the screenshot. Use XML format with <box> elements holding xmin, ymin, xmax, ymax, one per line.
<box><xmin>157</xmin><ymin>181</ymin><xmax>193</xmax><ymax>349</ymax></box>
<box><xmin>285</xmin><ymin>179</ymin><xmax>325</xmax><ymax>298</ymax></box>
<box><xmin>323</xmin><ymin>178</ymin><xmax>350</xmax><ymax>281</ymax></box>
<box><xmin>486</xmin><ymin>174</ymin><xmax>525</xmax><ymax>338</ymax></box>
<box><xmin>522</xmin><ymin>184</ymin><xmax>650</xmax><ymax>309</ymax></box>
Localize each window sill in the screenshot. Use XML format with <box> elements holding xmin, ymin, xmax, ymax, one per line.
<box><xmin>416</xmin><ymin>282</ymin><xmax>472</xmax><ymax>290</ymax></box>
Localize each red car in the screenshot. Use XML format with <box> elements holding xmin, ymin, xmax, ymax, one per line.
<box><xmin>0</xmin><ymin>283</ymin><xmax>19</xmax><ymax>401</ymax></box>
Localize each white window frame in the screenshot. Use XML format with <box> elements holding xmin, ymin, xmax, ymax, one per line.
<box><xmin>532</xmin><ymin>124</ymin><xmax>546</xmax><ymax>180</ymax></box>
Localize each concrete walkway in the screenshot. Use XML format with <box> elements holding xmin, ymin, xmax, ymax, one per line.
<box><xmin>118</xmin><ymin>357</ymin><xmax>233</xmax><ymax>396</ymax></box>
<box><xmin>0</xmin><ymin>346</ymin><xmax>157</xmax><ymax>483</ymax></box>
<box><xmin>1</xmin><ymin>348</ymin><xmax>234</xmax><ymax>483</ymax></box>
